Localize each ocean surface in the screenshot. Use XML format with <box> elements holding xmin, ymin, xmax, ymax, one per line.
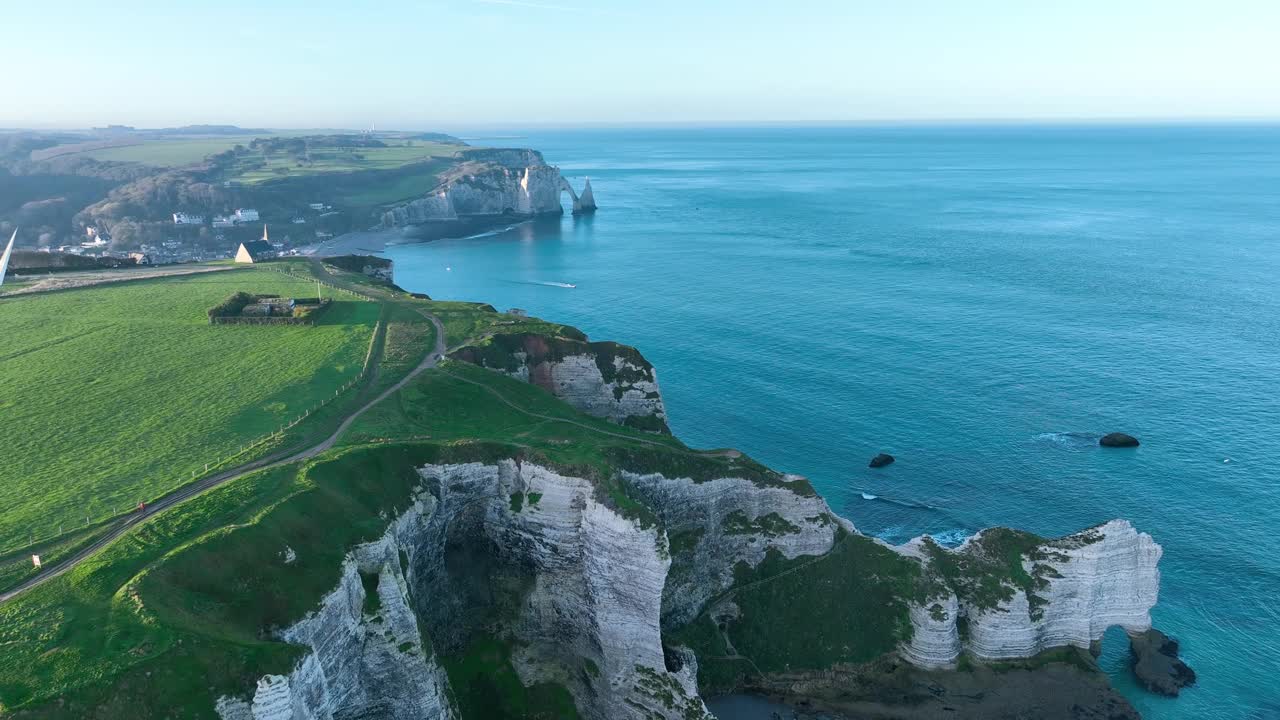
<box><xmin>385</xmin><ymin>125</ymin><xmax>1280</xmax><ymax>719</ymax></box>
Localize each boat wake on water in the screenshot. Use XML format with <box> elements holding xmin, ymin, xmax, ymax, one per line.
<box><xmin>507</xmin><ymin>280</ymin><xmax>578</xmax><ymax>288</ymax></box>
<box><xmin>462</xmin><ymin>222</ymin><xmax>526</xmax><ymax>240</ymax></box>
<box><xmin>855</xmin><ymin>489</ymin><xmax>939</xmax><ymax>510</ymax></box>
<box><xmin>1033</xmin><ymin>431</ymin><xmax>1099</xmax><ymax>451</ymax></box>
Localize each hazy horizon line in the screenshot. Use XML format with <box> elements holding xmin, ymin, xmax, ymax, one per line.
<box><xmin>6</xmin><ymin>116</ymin><xmax>1280</xmax><ymax>134</ymax></box>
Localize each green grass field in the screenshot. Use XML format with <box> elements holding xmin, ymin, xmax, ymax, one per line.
<box><xmin>0</xmin><ymin>362</ymin><xmax>706</xmax><ymax>716</ymax></box>
<box><xmin>0</xmin><ymin>268</ymin><xmax>377</xmax><ymax>555</ymax></box>
<box><xmin>231</xmin><ymin>142</ymin><xmax>462</xmax><ymax>185</ymax></box>
<box><xmin>336</xmin><ymin>162</ymin><xmax>453</xmax><ymax>207</ymax></box>
<box><xmin>76</xmin><ymin>137</ymin><xmax>267</xmax><ymax>167</ymax></box>
<box><xmin>0</xmin><ymin>262</ymin><xmax>799</xmax><ymax>718</ymax></box>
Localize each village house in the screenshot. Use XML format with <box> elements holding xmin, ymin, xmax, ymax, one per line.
<box><xmin>172</xmin><ymin>212</ymin><xmax>205</xmax><ymax>225</ymax></box>
<box><xmin>234</xmin><ymin>240</ymin><xmax>272</xmax><ymax>263</ymax></box>
<box><xmin>234</xmin><ymin>208</ymin><xmax>260</xmax><ymax>223</ymax></box>
<box><xmin>234</xmin><ymin>226</ymin><xmax>275</xmax><ymax>263</ymax></box>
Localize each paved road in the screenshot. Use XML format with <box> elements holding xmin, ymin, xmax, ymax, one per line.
<box><xmin>0</xmin><ymin>310</ymin><xmax>446</xmax><ymax>604</ymax></box>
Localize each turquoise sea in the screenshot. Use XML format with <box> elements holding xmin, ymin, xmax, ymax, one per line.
<box><xmin>386</xmin><ymin>125</ymin><xmax>1280</xmax><ymax>719</ymax></box>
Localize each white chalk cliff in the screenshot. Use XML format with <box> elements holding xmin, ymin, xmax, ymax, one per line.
<box><xmin>898</xmin><ymin>520</ymin><xmax>1162</xmax><ymax>669</ymax></box>
<box><xmin>381</xmin><ymin>149</ymin><xmax>592</xmax><ymax>227</ymax></box>
<box><xmin>215</xmin><ymin>493</ymin><xmax>455</xmax><ymax>720</ymax></box>
<box><xmin>451</xmin><ymin>335</ymin><xmax>670</xmax><ymax>432</ymax></box>
<box><xmin>218</xmin><ymin>463</ymin><xmax>1161</xmax><ymax>718</ymax></box>
<box><xmin>218</xmin><ymin>461</ymin><xmax>712</xmax><ymax>720</ymax></box>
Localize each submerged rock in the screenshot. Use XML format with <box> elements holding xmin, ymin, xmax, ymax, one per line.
<box><xmin>1100</xmin><ymin>432</ymin><xmax>1140</xmax><ymax>447</ymax></box>
<box><xmin>869</xmin><ymin>453</ymin><xmax>895</xmax><ymax>468</ymax></box>
<box><xmin>1129</xmin><ymin>628</ymin><xmax>1196</xmax><ymax>696</ymax></box>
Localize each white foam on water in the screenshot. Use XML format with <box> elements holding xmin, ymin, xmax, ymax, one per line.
<box><xmin>929</xmin><ymin>528</ymin><xmax>973</xmax><ymax>548</ymax></box>
<box><xmin>1033</xmin><ymin>431</ymin><xmax>1098</xmax><ymax>451</ymax></box>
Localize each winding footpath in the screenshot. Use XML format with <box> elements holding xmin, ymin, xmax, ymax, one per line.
<box><xmin>0</xmin><ymin>310</ymin><xmax>446</xmax><ymax>604</ymax></box>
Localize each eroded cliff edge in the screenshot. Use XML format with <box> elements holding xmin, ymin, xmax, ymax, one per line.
<box><xmin>380</xmin><ymin>148</ymin><xmax>590</xmax><ymax>228</ymax></box>
<box><xmin>207</xmin><ymin>352</ymin><xmax>1163</xmax><ymax>720</ymax></box>
<box><xmin>17</xmin><ymin>306</ymin><xmax>1164</xmax><ymax>720</ymax></box>
<box><xmin>450</xmin><ymin>330</ymin><xmax>670</xmax><ymax>433</ymax></box>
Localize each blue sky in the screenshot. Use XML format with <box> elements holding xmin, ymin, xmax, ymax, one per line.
<box><xmin>4</xmin><ymin>0</ymin><xmax>1278</xmax><ymax>129</ymax></box>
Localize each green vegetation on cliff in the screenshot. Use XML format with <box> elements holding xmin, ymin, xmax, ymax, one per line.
<box><xmin>669</xmin><ymin>530</ymin><xmax>923</xmax><ymax>694</ymax></box>
<box><xmin>0</xmin><ymin>261</ymin><xmax>1092</xmax><ymax>720</ymax></box>
<box><xmin>0</xmin><ymin>263</ymin><xmax>801</xmax><ymax>717</ymax></box>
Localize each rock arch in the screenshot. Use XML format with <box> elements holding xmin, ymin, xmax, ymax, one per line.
<box><xmin>558</xmin><ymin>176</ymin><xmax>597</xmax><ymax>215</ymax></box>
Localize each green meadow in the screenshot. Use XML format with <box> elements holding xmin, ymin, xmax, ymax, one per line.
<box><xmin>77</xmin><ymin>137</ymin><xmax>266</xmax><ymax>167</ymax></box>
<box><xmin>230</xmin><ymin>142</ymin><xmax>462</xmax><ymax>185</ymax></box>
<box><xmin>0</xmin><ymin>262</ymin><xmax>807</xmax><ymax>718</ymax></box>
<box><xmin>0</xmin><ymin>268</ymin><xmax>377</xmax><ymax>555</ymax></box>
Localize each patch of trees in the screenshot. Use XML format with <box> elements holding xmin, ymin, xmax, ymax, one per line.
<box><xmin>8</xmin><ymin>250</ymin><xmax>137</xmax><ymax>272</ymax></box>
<box><xmin>0</xmin><ymin>132</ymin><xmax>83</xmax><ymax>162</ymax></box>
<box><xmin>0</xmin><ymin>169</ymin><xmax>119</xmax><ymax>245</ymax></box>
<box><xmin>74</xmin><ymin>170</ymin><xmax>231</xmax><ymax>229</ymax></box>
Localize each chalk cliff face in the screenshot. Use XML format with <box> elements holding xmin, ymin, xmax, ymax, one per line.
<box><xmin>219</xmin><ymin>452</ymin><xmax>1163</xmax><ymax>720</ymax></box>
<box><xmin>219</xmin><ymin>460</ymin><xmax>711</xmax><ymax>720</ymax></box>
<box><xmin>215</xmin><ymin>493</ymin><xmax>456</xmax><ymax>720</ymax></box>
<box><xmin>451</xmin><ymin>333</ymin><xmax>670</xmax><ymax>433</ymax></box>
<box><xmin>622</xmin><ymin>470</ymin><xmax>846</xmax><ymax>626</ymax></box>
<box><xmin>898</xmin><ymin>520</ymin><xmax>1161</xmax><ymax>669</ymax></box>
<box><xmin>381</xmin><ymin>148</ymin><xmax>591</xmax><ymax>227</ymax></box>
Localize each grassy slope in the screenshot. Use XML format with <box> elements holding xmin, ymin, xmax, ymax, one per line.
<box><xmin>0</xmin><ymin>286</ymin><xmax>782</xmax><ymax>717</ymax></box>
<box><xmin>669</xmin><ymin>531</ymin><xmax>923</xmax><ymax>695</ymax></box>
<box><xmin>230</xmin><ymin>142</ymin><xmax>461</xmax><ymax>185</ymax></box>
<box><xmin>336</xmin><ymin>161</ymin><xmax>453</xmax><ymax>207</ymax></box>
<box><xmin>77</xmin><ymin>137</ymin><xmax>266</xmax><ymax>167</ymax></box>
<box><xmin>0</xmin><ymin>266</ymin><xmax>959</xmax><ymax>718</ymax></box>
<box><xmin>0</xmin><ymin>268</ymin><xmax>377</xmax><ymax>555</ymax></box>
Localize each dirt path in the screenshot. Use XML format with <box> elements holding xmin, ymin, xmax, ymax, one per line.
<box><xmin>1</xmin><ymin>264</ymin><xmax>236</xmax><ymax>296</ymax></box>
<box><xmin>0</xmin><ymin>308</ymin><xmax>446</xmax><ymax>604</ymax></box>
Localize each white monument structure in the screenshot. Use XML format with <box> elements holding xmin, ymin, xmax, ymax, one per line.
<box><xmin>0</xmin><ymin>228</ymin><xmax>16</xmax><ymax>287</ymax></box>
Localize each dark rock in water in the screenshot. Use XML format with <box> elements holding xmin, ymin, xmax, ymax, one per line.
<box><xmin>1130</xmin><ymin>628</ymin><xmax>1196</xmax><ymax>696</ymax></box>
<box><xmin>869</xmin><ymin>453</ymin><xmax>895</xmax><ymax>468</ymax></box>
<box><xmin>1100</xmin><ymin>432</ymin><xmax>1140</xmax><ymax>447</ymax></box>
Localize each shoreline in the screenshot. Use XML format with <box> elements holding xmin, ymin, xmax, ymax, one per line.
<box><xmin>300</xmin><ymin>215</ymin><xmax>542</xmax><ymax>257</ymax></box>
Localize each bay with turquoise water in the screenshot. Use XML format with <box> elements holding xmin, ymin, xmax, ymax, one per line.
<box><xmin>385</xmin><ymin>125</ymin><xmax>1280</xmax><ymax>719</ymax></box>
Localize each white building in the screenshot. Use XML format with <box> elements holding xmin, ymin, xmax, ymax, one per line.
<box><xmin>212</xmin><ymin>215</ymin><xmax>236</xmax><ymax>228</ymax></box>
<box><xmin>173</xmin><ymin>212</ymin><xmax>205</xmax><ymax>225</ymax></box>
<box><xmin>234</xmin><ymin>208</ymin><xmax>260</xmax><ymax>223</ymax></box>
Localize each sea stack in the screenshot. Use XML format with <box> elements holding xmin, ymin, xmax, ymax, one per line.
<box><xmin>1129</xmin><ymin>629</ymin><xmax>1196</xmax><ymax>696</ymax></box>
<box><xmin>573</xmin><ymin>177</ymin><xmax>597</xmax><ymax>215</ymax></box>
<box><xmin>1100</xmin><ymin>432</ymin><xmax>1140</xmax><ymax>448</ymax></box>
<box><xmin>869</xmin><ymin>453</ymin><xmax>895</xmax><ymax>468</ymax></box>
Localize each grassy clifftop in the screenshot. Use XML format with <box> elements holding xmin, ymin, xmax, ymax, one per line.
<box><xmin>0</xmin><ymin>264</ymin><xmax>788</xmax><ymax>717</ymax></box>
<box><xmin>0</xmin><ymin>263</ymin><xmax>1110</xmax><ymax>719</ymax></box>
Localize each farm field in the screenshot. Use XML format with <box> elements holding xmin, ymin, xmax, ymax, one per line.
<box><xmin>229</xmin><ymin>141</ymin><xmax>463</xmax><ymax>185</ymax></box>
<box><xmin>336</xmin><ymin>162</ymin><xmax>454</xmax><ymax>207</ymax></box>
<box><xmin>0</xmin><ymin>267</ymin><xmax>378</xmax><ymax>555</ymax></box>
<box><xmin>76</xmin><ymin>137</ymin><xmax>266</xmax><ymax>166</ymax></box>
